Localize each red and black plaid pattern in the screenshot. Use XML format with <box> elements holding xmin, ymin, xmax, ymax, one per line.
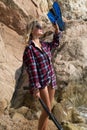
<box><xmin>23</xmin><ymin>33</ymin><xmax>60</xmax><ymax>94</ymax></box>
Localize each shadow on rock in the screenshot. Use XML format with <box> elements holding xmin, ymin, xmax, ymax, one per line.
<box><xmin>10</xmin><ymin>64</ymin><xmax>29</xmax><ymax>108</ymax></box>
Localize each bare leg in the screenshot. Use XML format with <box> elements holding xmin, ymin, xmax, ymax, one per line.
<box><xmin>38</xmin><ymin>86</ymin><xmax>51</xmax><ymax>130</ymax></box>
<box><xmin>48</xmin><ymin>85</ymin><xmax>55</xmax><ymax>105</ymax></box>
<box><xmin>44</xmin><ymin>85</ymin><xmax>55</xmax><ymax>130</ymax></box>
<box><xmin>38</xmin><ymin>85</ymin><xmax>55</xmax><ymax>130</ymax></box>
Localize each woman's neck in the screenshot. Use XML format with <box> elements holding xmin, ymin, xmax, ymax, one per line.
<box><xmin>32</xmin><ymin>38</ymin><xmax>39</xmax><ymax>43</ymax></box>
<box><xmin>32</xmin><ymin>37</ymin><xmax>41</xmax><ymax>49</ymax></box>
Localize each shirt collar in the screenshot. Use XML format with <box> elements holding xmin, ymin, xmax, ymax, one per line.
<box><xmin>29</xmin><ymin>40</ymin><xmax>42</xmax><ymax>47</ymax></box>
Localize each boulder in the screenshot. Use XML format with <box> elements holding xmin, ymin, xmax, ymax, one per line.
<box><xmin>54</xmin><ymin>22</ymin><xmax>87</xmax><ymax>87</ymax></box>
<box><xmin>62</xmin><ymin>122</ymin><xmax>87</xmax><ymax>130</ymax></box>
<box><xmin>62</xmin><ymin>122</ymin><xmax>79</xmax><ymax>130</ymax></box>
<box><xmin>57</xmin><ymin>0</ymin><xmax>87</xmax><ymax>19</ymax></box>
<box><xmin>72</xmin><ymin>108</ymin><xmax>86</xmax><ymax>123</ymax></box>
<box><xmin>0</xmin><ymin>23</ymin><xmax>24</xmax><ymax>108</ymax></box>
<box><xmin>0</xmin><ymin>0</ymin><xmax>49</xmax><ymax>35</ymax></box>
<box><xmin>0</xmin><ymin>1</ymin><xmax>27</xmax><ymax>35</ymax></box>
<box><xmin>52</xmin><ymin>103</ymin><xmax>67</xmax><ymax>123</ymax></box>
<box><xmin>12</xmin><ymin>112</ymin><xmax>26</xmax><ymax>121</ymax></box>
<box><xmin>0</xmin><ymin>99</ymin><xmax>8</xmax><ymax>115</ymax></box>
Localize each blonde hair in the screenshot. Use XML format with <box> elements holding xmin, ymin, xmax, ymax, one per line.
<box><xmin>24</xmin><ymin>20</ymin><xmax>40</xmax><ymax>44</ymax></box>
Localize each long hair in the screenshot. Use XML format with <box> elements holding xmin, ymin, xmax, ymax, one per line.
<box><xmin>24</xmin><ymin>20</ymin><xmax>40</xmax><ymax>45</ymax></box>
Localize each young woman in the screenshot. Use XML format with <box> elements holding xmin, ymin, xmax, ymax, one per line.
<box><xmin>23</xmin><ymin>20</ymin><xmax>60</xmax><ymax>130</ymax></box>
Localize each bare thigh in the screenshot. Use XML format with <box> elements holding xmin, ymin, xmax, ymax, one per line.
<box><xmin>48</xmin><ymin>84</ymin><xmax>55</xmax><ymax>104</ymax></box>
<box><xmin>39</xmin><ymin>86</ymin><xmax>51</xmax><ymax>111</ymax></box>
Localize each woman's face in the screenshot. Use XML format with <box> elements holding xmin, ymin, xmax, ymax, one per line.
<box><xmin>32</xmin><ymin>23</ymin><xmax>43</xmax><ymax>37</ymax></box>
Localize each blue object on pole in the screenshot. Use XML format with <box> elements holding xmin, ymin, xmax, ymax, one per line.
<box><xmin>47</xmin><ymin>1</ymin><xmax>65</xmax><ymax>31</ymax></box>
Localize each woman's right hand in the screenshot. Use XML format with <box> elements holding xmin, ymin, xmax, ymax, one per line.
<box><xmin>33</xmin><ymin>89</ymin><xmax>40</xmax><ymax>98</ymax></box>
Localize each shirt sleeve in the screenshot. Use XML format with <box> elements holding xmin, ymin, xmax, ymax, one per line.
<box><xmin>23</xmin><ymin>46</ymin><xmax>41</xmax><ymax>94</ymax></box>
<box><xmin>46</xmin><ymin>32</ymin><xmax>61</xmax><ymax>51</ymax></box>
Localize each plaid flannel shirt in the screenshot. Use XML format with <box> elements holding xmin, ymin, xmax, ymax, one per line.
<box><xmin>23</xmin><ymin>33</ymin><xmax>60</xmax><ymax>94</ymax></box>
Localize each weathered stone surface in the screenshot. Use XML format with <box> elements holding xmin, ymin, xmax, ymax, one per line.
<box><xmin>72</xmin><ymin>108</ymin><xmax>86</xmax><ymax>123</ymax></box>
<box><xmin>0</xmin><ymin>23</ymin><xmax>24</xmax><ymax>106</ymax></box>
<box><xmin>54</xmin><ymin>22</ymin><xmax>87</xmax><ymax>86</ymax></box>
<box><xmin>0</xmin><ymin>34</ymin><xmax>6</xmax><ymax>62</ymax></box>
<box><xmin>52</xmin><ymin>101</ymin><xmax>86</xmax><ymax>124</ymax></box>
<box><xmin>9</xmin><ymin>106</ymin><xmax>29</xmax><ymax>118</ymax></box>
<box><xmin>12</xmin><ymin>112</ymin><xmax>26</xmax><ymax>121</ymax></box>
<box><xmin>0</xmin><ymin>0</ymin><xmax>87</xmax><ymax>130</ymax></box>
<box><xmin>0</xmin><ymin>0</ymin><xmax>49</xmax><ymax>35</ymax></box>
<box><xmin>57</xmin><ymin>0</ymin><xmax>87</xmax><ymax>19</ymax></box>
<box><xmin>0</xmin><ymin>99</ymin><xmax>8</xmax><ymax>115</ymax></box>
<box><xmin>13</xmin><ymin>0</ymin><xmax>42</xmax><ymax>16</ymax></box>
<box><xmin>53</xmin><ymin>103</ymin><xmax>67</xmax><ymax>123</ymax></box>
<box><xmin>62</xmin><ymin>122</ymin><xmax>87</xmax><ymax>130</ymax></box>
<box><xmin>62</xmin><ymin>122</ymin><xmax>79</xmax><ymax>130</ymax></box>
<box><xmin>0</xmin><ymin>1</ymin><xmax>27</xmax><ymax>35</ymax></box>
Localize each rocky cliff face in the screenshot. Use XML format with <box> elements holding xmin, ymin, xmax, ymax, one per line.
<box><xmin>56</xmin><ymin>0</ymin><xmax>87</xmax><ymax>19</ymax></box>
<box><xmin>0</xmin><ymin>0</ymin><xmax>87</xmax><ymax>130</ymax></box>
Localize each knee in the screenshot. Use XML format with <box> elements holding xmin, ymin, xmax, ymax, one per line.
<box><xmin>41</xmin><ymin>105</ymin><xmax>51</xmax><ymax>118</ymax></box>
<box><xmin>42</xmin><ymin>110</ymin><xmax>49</xmax><ymax>118</ymax></box>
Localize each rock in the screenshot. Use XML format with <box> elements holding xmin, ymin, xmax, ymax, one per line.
<box><xmin>0</xmin><ymin>0</ymin><xmax>87</xmax><ymax>111</ymax></box>
<box><xmin>62</xmin><ymin>122</ymin><xmax>87</xmax><ymax>130</ymax></box>
<box><xmin>62</xmin><ymin>122</ymin><xmax>79</xmax><ymax>130</ymax></box>
<box><xmin>0</xmin><ymin>1</ymin><xmax>27</xmax><ymax>35</ymax></box>
<box><xmin>0</xmin><ymin>99</ymin><xmax>8</xmax><ymax>115</ymax></box>
<box><xmin>53</xmin><ymin>22</ymin><xmax>87</xmax><ymax>99</ymax></box>
<box><xmin>0</xmin><ymin>113</ymin><xmax>58</xmax><ymax>130</ymax></box>
<box><xmin>39</xmin><ymin>0</ymin><xmax>48</xmax><ymax>12</ymax></box>
<box><xmin>58</xmin><ymin>0</ymin><xmax>87</xmax><ymax>19</ymax></box>
<box><xmin>58</xmin><ymin>82</ymin><xmax>87</xmax><ymax>110</ymax></box>
<box><xmin>82</xmin><ymin>66</ymin><xmax>87</xmax><ymax>83</ymax></box>
<box><xmin>13</xmin><ymin>0</ymin><xmax>43</xmax><ymax>17</ymax></box>
<box><xmin>0</xmin><ymin>0</ymin><xmax>87</xmax><ymax>130</ymax></box>
<box><xmin>0</xmin><ymin>34</ymin><xmax>7</xmax><ymax>62</ymax></box>
<box><xmin>26</xmin><ymin>110</ymin><xmax>41</xmax><ymax>120</ymax></box>
<box><xmin>55</xmin><ymin>82</ymin><xmax>87</xmax><ymax>123</ymax></box>
<box><xmin>0</xmin><ymin>0</ymin><xmax>50</xmax><ymax>35</ymax></box>
<box><xmin>16</xmin><ymin>106</ymin><xmax>29</xmax><ymax>115</ymax></box>
<box><xmin>35</xmin><ymin>111</ymin><xmax>41</xmax><ymax>119</ymax></box>
<box><xmin>72</xmin><ymin>108</ymin><xmax>86</xmax><ymax>123</ymax></box>
<box><xmin>10</xmin><ymin>106</ymin><xmax>41</xmax><ymax>120</ymax></box>
<box><xmin>12</xmin><ymin>112</ymin><xmax>26</xmax><ymax>122</ymax></box>
<box><xmin>53</xmin><ymin>103</ymin><xmax>67</xmax><ymax>123</ymax></box>
<box><xmin>26</xmin><ymin>110</ymin><xmax>35</xmax><ymax>120</ymax></box>
<box><xmin>0</xmin><ymin>23</ymin><xmax>24</xmax><ymax>106</ymax></box>
<box><xmin>9</xmin><ymin>106</ymin><xmax>29</xmax><ymax>118</ymax></box>
<box><xmin>64</xmin><ymin>106</ymin><xmax>74</xmax><ymax>122</ymax></box>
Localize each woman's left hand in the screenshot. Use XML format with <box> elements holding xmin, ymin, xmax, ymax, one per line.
<box><xmin>52</xmin><ymin>23</ymin><xmax>59</xmax><ymax>34</ymax></box>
